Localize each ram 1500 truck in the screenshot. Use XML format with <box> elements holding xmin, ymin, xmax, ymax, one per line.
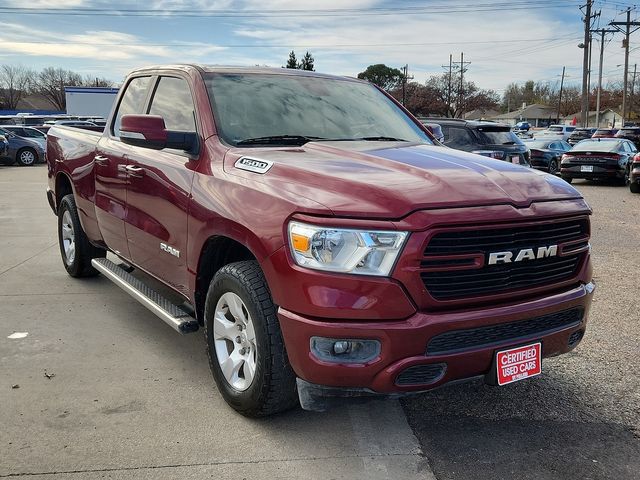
<box><xmin>46</xmin><ymin>65</ymin><xmax>595</xmax><ymax>417</ymax></box>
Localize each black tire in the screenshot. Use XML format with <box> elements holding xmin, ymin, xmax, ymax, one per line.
<box><xmin>631</xmin><ymin>182</ymin><xmax>640</xmax><ymax>194</ymax></box>
<box><xmin>622</xmin><ymin>167</ymin><xmax>630</xmax><ymax>186</ymax></box>
<box><xmin>561</xmin><ymin>175</ymin><xmax>573</xmax><ymax>184</ymax></box>
<box><xmin>57</xmin><ymin>194</ymin><xmax>106</xmax><ymax>277</ymax></box>
<box><xmin>204</xmin><ymin>260</ymin><xmax>298</xmax><ymax>417</ymax></box>
<box><xmin>548</xmin><ymin>158</ymin><xmax>558</xmax><ymax>175</ymax></box>
<box><xmin>16</xmin><ymin>147</ymin><xmax>38</xmax><ymax>166</ymax></box>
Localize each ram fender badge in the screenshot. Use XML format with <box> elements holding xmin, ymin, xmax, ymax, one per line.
<box><xmin>235</xmin><ymin>156</ymin><xmax>273</xmax><ymax>174</ymax></box>
<box><xmin>160</xmin><ymin>242</ymin><xmax>180</xmax><ymax>258</ymax></box>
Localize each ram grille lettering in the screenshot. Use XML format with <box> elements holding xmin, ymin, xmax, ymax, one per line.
<box><xmin>488</xmin><ymin>245</ymin><xmax>558</xmax><ymax>265</ymax></box>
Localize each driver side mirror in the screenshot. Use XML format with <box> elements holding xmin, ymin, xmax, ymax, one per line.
<box><xmin>120</xmin><ymin>114</ymin><xmax>198</xmax><ymax>152</ymax></box>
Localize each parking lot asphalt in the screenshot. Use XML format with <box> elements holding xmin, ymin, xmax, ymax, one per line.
<box><xmin>403</xmin><ymin>179</ymin><xmax>640</xmax><ymax>480</ymax></box>
<box><xmin>0</xmin><ymin>165</ymin><xmax>432</xmax><ymax>480</ymax></box>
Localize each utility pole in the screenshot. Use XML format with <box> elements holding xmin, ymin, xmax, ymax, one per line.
<box><xmin>631</xmin><ymin>64</ymin><xmax>638</xmax><ymax>121</ymax></box>
<box><xmin>455</xmin><ymin>53</ymin><xmax>471</xmax><ymax>118</ymax></box>
<box><xmin>442</xmin><ymin>54</ymin><xmax>454</xmax><ymax>117</ymax></box>
<box><xmin>400</xmin><ymin>64</ymin><xmax>414</xmax><ymax>107</ymax></box>
<box><xmin>610</xmin><ymin>8</ymin><xmax>640</xmax><ymax>125</ymax></box>
<box><xmin>557</xmin><ymin>66</ymin><xmax>566</xmax><ymax>123</ymax></box>
<box><xmin>592</xmin><ymin>28</ymin><xmax>617</xmax><ymax>127</ymax></box>
<box><xmin>580</xmin><ymin>0</ymin><xmax>594</xmax><ymax>127</ymax></box>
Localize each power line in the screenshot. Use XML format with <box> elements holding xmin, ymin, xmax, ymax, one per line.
<box><xmin>0</xmin><ymin>1</ymin><xmax>584</xmax><ymax>17</ymax></box>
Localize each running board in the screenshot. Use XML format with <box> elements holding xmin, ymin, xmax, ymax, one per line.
<box><xmin>91</xmin><ymin>258</ymin><xmax>199</xmax><ymax>334</ymax></box>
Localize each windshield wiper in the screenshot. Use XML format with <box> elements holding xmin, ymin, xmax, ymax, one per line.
<box><xmin>235</xmin><ymin>135</ymin><xmax>325</xmax><ymax>146</ymax></box>
<box><xmin>354</xmin><ymin>136</ymin><xmax>409</xmax><ymax>142</ymax></box>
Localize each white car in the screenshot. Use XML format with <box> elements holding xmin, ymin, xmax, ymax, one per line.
<box><xmin>535</xmin><ymin>125</ymin><xmax>576</xmax><ymax>141</ymax></box>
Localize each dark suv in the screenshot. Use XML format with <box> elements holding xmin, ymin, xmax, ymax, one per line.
<box><xmin>435</xmin><ymin>118</ymin><xmax>530</xmax><ymax>166</ymax></box>
<box><xmin>615</xmin><ymin>127</ymin><xmax>640</xmax><ymax>149</ymax></box>
<box><xmin>567</xmin><ymin>127</ymin><xmax>596</xmax><ymax>146</ymax></box>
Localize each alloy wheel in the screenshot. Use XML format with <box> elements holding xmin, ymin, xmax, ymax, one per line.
<box><xmin>61</xmin><ymin>210</ymin><xmax>76</xmax><ymax>265</ymax></box>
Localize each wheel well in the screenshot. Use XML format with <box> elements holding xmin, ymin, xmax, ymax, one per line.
<box><xmin>195</xmin><ymin>236</ymin><xmax>256</xmax><ymax>325</ymax></box>
<box><xmin>55</xmin><ymin>173</ymin><xmax>73</xmax><ymax>212</ymax></box>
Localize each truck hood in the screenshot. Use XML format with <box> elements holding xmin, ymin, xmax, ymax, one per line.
<box><xmin>224</xmin><ymin>141</ymin><xmax>583</xmax><ymax>219</ymax></box>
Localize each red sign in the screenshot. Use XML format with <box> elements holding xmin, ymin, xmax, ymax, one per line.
<box><xmin>496</xmin><ymin>343</ymin><xmax>541</xmax><ymax>386</ymax></box>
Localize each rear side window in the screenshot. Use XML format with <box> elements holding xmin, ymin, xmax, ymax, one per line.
<box><xmin>112</xmin><ymin>76</ymin><xmax>152</xmax><ymax>136</ymax></box>
<box><xmin>148</xmin><ymin>77</ymin><xmax>196</xmax><ymax>132</ymax></box>
<box><xmin>442</xmin><ymin>126</ymin><xmax>475</xmax><ymax>148</ymax></box>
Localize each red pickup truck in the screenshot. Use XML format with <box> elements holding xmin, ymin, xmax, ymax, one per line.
<box><xmin>46</xmin><ymin>65</ymin><xmax>595</xmax><ymax>417</ymax></box>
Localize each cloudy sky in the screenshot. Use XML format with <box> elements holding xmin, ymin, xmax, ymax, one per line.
<box><xmin>0</xmin><ymin>0</ymin><xmax>636</xmax><ymax>95</ymax></box>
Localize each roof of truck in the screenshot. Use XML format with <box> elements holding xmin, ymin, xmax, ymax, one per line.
<box><xmin>130</xmin><ymin>64</ymin><xmax>364</xmax><ymax>82</ymax></box>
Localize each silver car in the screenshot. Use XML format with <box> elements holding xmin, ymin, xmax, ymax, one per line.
<box><xmin>0</xmin><ymin>127</ymin><xmax>45</xmax><ymax>166</ymax></box>
<box><xmin>2</xmin><ymin>126</ymin><xmax>47</xmax><ymax>150</ymax></box>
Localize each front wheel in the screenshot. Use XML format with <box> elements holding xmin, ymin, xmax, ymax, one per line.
<box><xmin>57</xmin><ymin>194</ymin><xmax>106</xmax><ymax>277</ymax></box>
<box><xmin>16</xmin><ymin>148</ymin><xmax>38</xmax><ymax>166</ymax></box>
<box><xmin>204</xmin><ymin>260</ymin><xmax>298</xmax><ymax>417</ymax></box>
<box><xmin>631</xmin><ymin>182</ymin><xmax>640</xmax><ymax>194</ymax></box>
<box><xmin>561</xmin><ymin>175</ymin><xmax>573</xmax><ymax>184</ymax></box>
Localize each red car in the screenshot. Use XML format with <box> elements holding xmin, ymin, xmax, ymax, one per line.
<box><xmin>45</xmin><ymin>65</ymin><xmax>595</xmax><ymax>416</ymax></box>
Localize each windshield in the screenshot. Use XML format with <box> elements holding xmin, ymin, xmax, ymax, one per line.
<box><xmin>573</xmin><ymin>140</ymin><xmax>620</xmax><ymax>152</ymax></box>
<box><xmin>476</xmin><ymin>128</ymin><xmax>523</xmax><ymax>145</ymax></box>
<box><xmin>525</xmin><ymin>140</ymin><xmax>552</xmax><ymax>149</ymax></box>
<box><xmin>548</xmin><ymin>126</ymin><xmax>564</xmax><ymax>132</ymax></box>
<box><xmin>205</xmin><ymin>73</ymin><xmax>432</xmax><ymax>146</ymax></box>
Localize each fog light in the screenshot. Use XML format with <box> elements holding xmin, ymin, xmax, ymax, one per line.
<box><xmin>310</xmin><ymin>337</ymin><xmax>381</xmax><ymax>364</ymax></box>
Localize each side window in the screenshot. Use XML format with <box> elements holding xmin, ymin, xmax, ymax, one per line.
<box><xmin>148</xmin><ymin>77</ymin><xmax>196</xmax><ymax>132</ymax></box>
<box><xmin>112</xmin><ymin>76</ymin><xmax>152</xmax><ymax>137</ymax></box>
<box><xmin>549</xmin><ymin>142</ymin><xmax>559</xmax><ymax>150</ymax></box>
<box><xmin>443</xmin><ymin>127</ymin><xmax>475</xmax><ymax>148</ymax></box>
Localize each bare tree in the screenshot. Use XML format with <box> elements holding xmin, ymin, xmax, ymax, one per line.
<box><xmin>0</xmin><ymin>65</ymin><xmax>33</xmax><ymax>110</ymax></box>
<box><xmin>33</xmin><ymin>67</ymin><xmax>83</xmax><ymax>110</ymax></box>
<box><xmin>82</xmin><ymin>75</ymin><xmax>115</xmax><ymax>87</ymax></box>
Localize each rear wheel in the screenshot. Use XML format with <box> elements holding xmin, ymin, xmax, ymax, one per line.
<box><xmin>204</xmin><ymin>260</ymin><xmax>298</xmax><ymax>417</ymax></box>
<box><xmin>16</xmin><ymin>148</ymin><xmax>37</xmax><ymax>166</ymax></box>
<box><xmin>57</xmin><ymin>194</ymin><xmax>106</xmax><ymax>277</ymax></box>
<box><xmin>548</xmin><ymin>158</ymin><xmax>558</xmax><ymax>175</ymax></box>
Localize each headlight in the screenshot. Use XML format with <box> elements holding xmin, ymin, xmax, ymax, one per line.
<box><xmin>287</xmin><ymin>221</ymin><xmax>408</xmax><ymax>276</ymax></box>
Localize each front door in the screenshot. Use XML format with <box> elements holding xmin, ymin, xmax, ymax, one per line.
<box><xmin>124</xmin><ymin>75</ymin><xmax>199</xmax><ymax>296</ymax></box>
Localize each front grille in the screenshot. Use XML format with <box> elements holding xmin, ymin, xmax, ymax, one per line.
<box><xmin>396</xmin><ymin>363</ymin><xmax>446</xmax><ymax>386</ymax></box>
<box><xmin>426</xmin><ymin>308</ymin><xmax>583</xmax><ymax>355</ymax></box>
<box><xmin>421</xmin><ymin>219</ymin><xmax>588</xmax><ymax>300</ymax></box>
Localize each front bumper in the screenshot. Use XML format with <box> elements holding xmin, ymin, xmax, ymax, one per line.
<box><xmin>280</xmin><ymin>281</ymin><xmax>595</xmax><ymax>402</ymax></box>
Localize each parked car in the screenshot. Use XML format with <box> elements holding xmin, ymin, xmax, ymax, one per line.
<box><xmin>630</xmin><ymin>153</ymin><xmax>640</xmax><ymax>193</ymax></box>
<box><xmin>47</xmin><ymin>120</ymin><xmax>97</xmax><ymax>127</ymax></box>
<box><xmin>567</xmin><ymin>127</ymin><xmax>597</xmax><ymax>146</ymax></box>
<box><xmin>614</xmin><ymin>127</ymin><xmax>640</xmax><ymax>149</ymax></box>
<box><xmin>592</xmin><ymin>128</ymin><xmax>617</xmax><ymax>139</ymax></box>
<box><xmin>435</xmin><ymin>118</ymin><xmax>530</xmax><ymax>165</ymax></box>
<box><xmin>535</xmin><ymin>124</ymin><xmax>576</xmax><ymax>141</ymax></box>
<box><xmin>2</xmin><ymin>126</ymin><xmax>47</xmax><ymax>150</ymax></box>
<box><xmin>46</xmin><ymin>64</ymin><xmax>593</xmax><ymax>415</ymax></box>
<box><xmin>515</xmin><ymin>121</ymin><xmax>530</xmax><ymax>131</ymax></box>
<box><xmin>560</xmin><ymin>138</ymin><xmax>637</xmax><ymax>184</ymax></box>
<box><xmin>523</xmin><ymin>139</ymin><xmax>571</xmax><ymax>174</ymax></box>
<box><xmin>0</xmin><ymin>127</ymin><xmax>45</xmax><ymax>166</ymax></box>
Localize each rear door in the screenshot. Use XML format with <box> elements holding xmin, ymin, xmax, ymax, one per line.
<box><xmin>94</xmin><ymin>75</ymin><xmax>152</xmax><ymax>259</ymax></box>
<box><xmin>124</xmin><ymin>75</ymin><xmax>198</xmax><ymax>295</ymax></box>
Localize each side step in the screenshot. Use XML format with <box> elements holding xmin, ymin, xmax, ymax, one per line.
<box><xmin>91</xmin><ymin>258</ymin><xmax>199</xmax><ymax>334</ymax></box>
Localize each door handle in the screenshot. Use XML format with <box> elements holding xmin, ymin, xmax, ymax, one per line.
<box><xmin>125</xmin><ymin>165</ymin><xmax>145</xmax><ymax>178</ymax></box>
<box><xmin>94</xmin><ymin>155</ymin><xmax>109</xmax><ymax>166</ymax></box>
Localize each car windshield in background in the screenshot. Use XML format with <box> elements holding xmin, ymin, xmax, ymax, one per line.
<box><xmin>526</xmin><ymin>140</ymin><xmax>552</xmax><ymax>149</ymax></box>
<box><xmin>573</xmin><ymin>140</ymin><xmax>620</xmax><ymax>152</ymax></box>
<box><xmin>476</xmin><ymin>128</ymin><xmax>522</xmax><ymax>145</ymax></box>
<box><xmin>205</xmin><ymin>73</ymin><xmax>432</xmax><ymax>146</ymax></box>
<box><xmin>548</xmin><ymin>126</ymin><xmax>564</xmax><ymax>132</ymax></box>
